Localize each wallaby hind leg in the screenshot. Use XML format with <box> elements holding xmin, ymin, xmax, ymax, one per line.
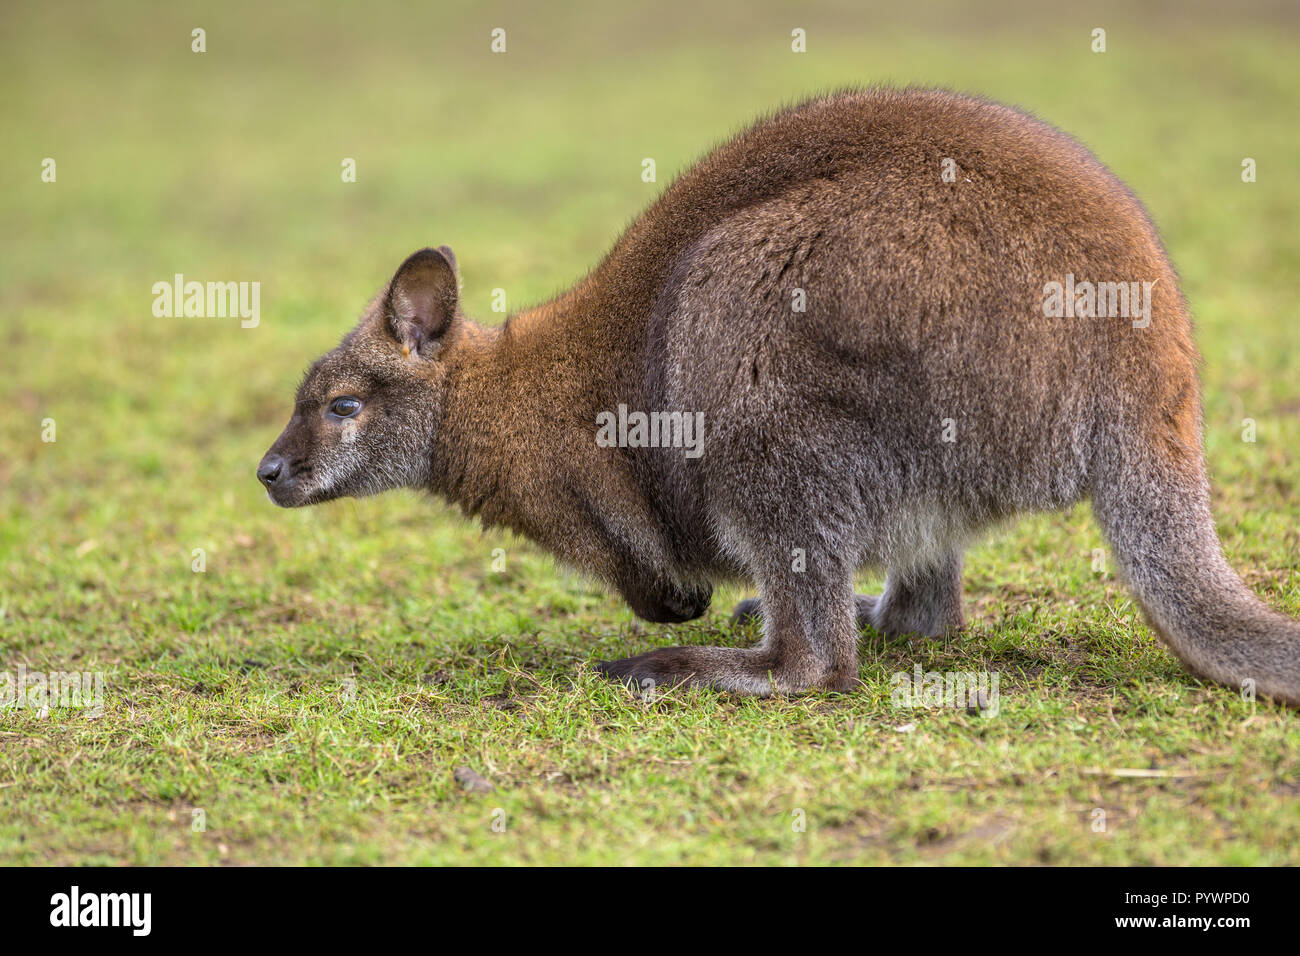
<box><xmin>731</xmin><ymin>549</ymin><xmax>964</xmax><ymax>638</ymax></box>
<box><xmin>732</xmin><ymin>594</ymin><xmax>879</xmax><ymax>630</ymax></box>
<box><xmin>871</xmin><ymin>550</ymin><xmax>965</xmax><ymax>637</ymax></box>
<box><xmin>598</xmin><ymin>558</ymin><xmax>860</xmax><ymax>696</ymax></box>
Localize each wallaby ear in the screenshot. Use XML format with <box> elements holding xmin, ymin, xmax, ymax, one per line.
<box><xmin>384</xmin><ymin>247</ymin><xmax>459</xmax><ymax>357</ymax></box>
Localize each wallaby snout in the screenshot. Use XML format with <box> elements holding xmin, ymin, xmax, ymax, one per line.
<box><xmin>255</xmin><ymin>451</ymin><xmax>283</xmax><ymax>489</ymax></box>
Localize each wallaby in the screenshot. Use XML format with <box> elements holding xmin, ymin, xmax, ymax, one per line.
<box><xmin>258</xmin><ymin>87</ymin><xmax>1300</xmax><ymax>704</ymax></box>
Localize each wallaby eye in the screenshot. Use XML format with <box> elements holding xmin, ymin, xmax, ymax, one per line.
<box><xmin>329</xmin><ymin>396</ymin><xmax>362</xmax><ymax>418</ymax></box>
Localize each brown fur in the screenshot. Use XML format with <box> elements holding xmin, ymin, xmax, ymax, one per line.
<box><xmin>259</xmin><ymin>88</ymin><xmax>1300</xmax><ymax>704</ymax></box>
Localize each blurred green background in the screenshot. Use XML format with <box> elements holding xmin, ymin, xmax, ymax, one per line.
<box><xmin>1</xmin><ymin>0</ymin><xmax>1297</xmax><ymax>864</ymax></box>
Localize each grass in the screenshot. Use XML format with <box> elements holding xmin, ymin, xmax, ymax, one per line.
<box><xmin>1</xmin><ymin>0</ymin><xmax>1298</xmax><ymax>865</ymax></box>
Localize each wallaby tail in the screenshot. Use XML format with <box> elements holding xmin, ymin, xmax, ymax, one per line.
<box><xmin>1091</xmin><ymin>448</ymin><xmax>1300</xmax><ymax>706</ymax></box>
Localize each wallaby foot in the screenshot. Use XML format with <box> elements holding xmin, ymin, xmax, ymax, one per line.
<box><xmin>596</xmin><ymin>638</ymin><xmax>859</xmax><ymax>696</ymax></box>
<box><xmin>595</xmin><ymin>644</ymin><xmax>853</xmax><ymax>696</ymax></box>
<box><xmin>732</xmin><ymin>594</ymin><xmax>879</xmax><ymax>630</ymax></box>
<box><xmin>599</xmin><ymin>551</ymin><xmax>861</xmax><ymax>696</ymax></box>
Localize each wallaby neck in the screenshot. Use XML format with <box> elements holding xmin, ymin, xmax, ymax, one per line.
<box><xmin>431</xmin><ymin>295</ymin><xmax>642</xmax><ymax>544</ymax></box>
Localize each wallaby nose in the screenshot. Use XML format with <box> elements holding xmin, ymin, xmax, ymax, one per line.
<box><xmin>257</xmin><ymin>454</ymin><xmax>283</xmax><ymax>486</ymax></box>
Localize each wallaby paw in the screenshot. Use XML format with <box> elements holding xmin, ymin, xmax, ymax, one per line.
<box><xmin>853</xmin><ymin>594</ymin><xmax>880</xmax><ymax>629</ymax></box>
<box><xmin>729</xmin><ymin>597</ymin><xmax>764</xmax><ymax>626</ymax></box>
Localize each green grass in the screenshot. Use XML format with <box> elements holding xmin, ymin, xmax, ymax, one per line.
<box><xmin>2</xmin><ymin>0</ymin><xmax>1298</xmax><ymax>865</ymax></box>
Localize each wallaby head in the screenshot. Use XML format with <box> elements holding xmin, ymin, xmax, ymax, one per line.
<box><xmin>257</xmin><ymin>246</ymin><xmax>462</xmax><ymax>507</ymax></box>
